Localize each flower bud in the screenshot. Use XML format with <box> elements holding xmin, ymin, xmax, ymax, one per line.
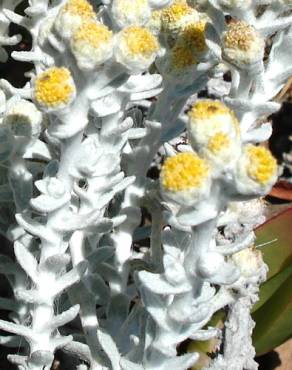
<box><xmin>160</xmin><ymin>152</ymin><xmax>211</xmax><ymax>206</ymax></box>
<box><xmin>114</xmin><ymin>26</ymin><xmax>159</xmax><ymax>74</ymax></box>
<box><xmin>34</xmin><ymin>67</ymin><xmax>76</xmax><ymax>112</ymax></box>
<box><xmin>3</xmin><ymin>98</ymin><xmax>42</xmax><ymax>138</ymax></box>
<box><xmin>54</xmin><ymin>0</ymin><xmax>96</xmax><ymax>39</ymax></box>
<box><xmin>222</xmin><ymin>21</ymin><xmax>265</xmax><ymax>70</ymax></box>
<box><xmin>70</xmin><ymin>22</ymin><xmax>113</xmax><ymax>71</ymax></box>
<box><xmin>161</xmin><ymin>0</ymin><xmax>199</xmax><ymax>35</ymax></box>
<box><xmin>232</xmin><ymin>247</ymin><xmax>264</xmax><ymax>278</ymax></box>
<box><xmin>235</xmin><ymin>145</ymin><xmax>278</xmax><ymax>195</ymax></box>
<box><xmin>111</xmin><ymin>0</ymin><xmax>151</xmax><ymax>29</ymax></box>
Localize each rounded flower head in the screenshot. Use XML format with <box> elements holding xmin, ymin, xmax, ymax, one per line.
<box><xmin>222</xmin><ymin>21</ymin><xmax>265</xmax><ymax>70</ymax></box>
<box><xmin>187</xmin><ymin>100</ymin><xmax>239</xmax><ymax>146</ymax></box>
<box><xmin>3</xmin><ymin>98</ymin><xmax>42</xmax><ymax>138</ymax></box>
<box><xmin>160</xmin><ymin>152</ymin><xmax>211</xmax><ymax>205</ymax></box>
<box><xmin>71</xmin><ymin>22</ymin><xmax>113</xmax><ymax>71</ymax></box>
<box><xmin>34</xmin><ymin>67</ymin><xmax>76</xmax><ymax>112</ymax></box>
<box><xmin>235</xmin><ymin>145</ymin><xmax>278</xmax><ymax>195</ymax></box>
<box><xmin>161</xmin><ymin>0</ymin><xmax>199</xmax><ymax>35</ymax></box>
<box><xmin>114</xmin><ymin>26</ymin><xmax>159</xmax><ymax>74</ymax></box>
<box><xmin>111</xmin><ymin>0</ymin><xmax>151</xmax><ymax>29</ymax></box>
<box><xmin>232</xmin><ymin>247</ymin><xmax>265</xmax><ymax>279</ymax></box>
<box><xmin>54</xmin><ymin>0</ymin><xmax>96</xmax><ymax>39</ymax></box>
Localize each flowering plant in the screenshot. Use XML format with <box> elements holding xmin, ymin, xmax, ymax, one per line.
<box><xmin>0</xmin><ymin>1</ymin><xmax>291</xmax><ymax>369</ymax></box>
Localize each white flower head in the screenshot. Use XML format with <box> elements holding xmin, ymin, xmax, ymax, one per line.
<box><xmin>111</xmin><ymin>0</ymin><xmax>152</xmax><ymax>29</ymax></box>
<box><xmin>3</xmin><ymin>98</ymin><xmax>42</xmax><ymax>138</ymax></box>
<box><xmin>160</xmin><ymin>0</ymin><xmax>199</xmax><ymax>35</ymax></box>
<box><xmin>232</xmin><ymin>247</ymin><xmax>265</xmax><ymax>279</ymax></box>
<box><xmin>187</xmin><ymin>100</ymin><xmax>241</xmax><ymax>170</ymax></box>
<box><xmin>70</xmin><ymin>22</ymin><xmax>113</xmax><ymax>71</ymax></box>
<box><xmin>54</xmin><ymin>0</ymin><xmax>96</xmax><ymax>39</ymax></box>
<box><xmin>222</xmin><ymin>21</ymin><xmax>265</xmax><ymax>70</ymax></box>
<box><xmin>235</xmin><ymin>144</ymin><xmax>278</xmax><ymax>196</ymax></box>
<box><xmin>114</xmin><ymin>26</ymin><xmax>159</xmax><ymax>74</ymax></box>
<box><xmin>34</xmin><ymin>67</ymin><xmax>76</xmax><ymax>112</ymax></box>
<box><xmin>160</xmin><ymin>152</ymin><xmax>211</xmax><ymax>206</ymax></box>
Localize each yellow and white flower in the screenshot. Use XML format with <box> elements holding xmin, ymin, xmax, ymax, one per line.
<box><xmin>161</xmin><ymin>0</ymin><xmax>199</xmax><ymax>35</ymax></box>
<box><xmin>114</xmin><ymin>26</ymin><xmax>159</xmax><ymax>74</ymax></box>
<box><xmin>3</xmin><ymin>98</ymin><xmax>42</xmax><ymax>138</ymax></box>
<box><xmin>34</xmin><ymin>67</ymin><xmax>76</xmax><ymax>112</ymax></box>
<box><xmin>222</xmin><ymin>21</ymin><xmax>265</xmax><ymax>70</ymax></box>
<box><xmin>70</xmin><ymin>22</ymin><xmax>113</xmax><ymax>71</ymax></box>
<box><xmin>235</xmin><ymin>144</ymin><xmax>278</xmax><ymax>195</ymax></box>
<box><xmin>54</xmin><ymin>0</ymin><xmax>96</xmax><ymax>39</ymax></box>
<box><xmin>186</xmin><ymin>100</ymin><xmax>241</xmax><ymax>171</ymax></box>
<box><xmin>160</xmin><ymin>152</ymin><xmax>211</xmax><ymax>205</ymax></box>
<box><xmin>111</xmin><ymin>0</ymin><xmax>152</xmax><ymax>29</ymax></box>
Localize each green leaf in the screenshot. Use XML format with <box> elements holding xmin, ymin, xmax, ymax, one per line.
<box><xmin>253</xmin><ymin>264</ymin><xmax>292</xmax><ymax>312</ymax></box>
<box><xmin>252</xmin><ymin>273</ymin><xmax>292</xmax><ymax>356</ymax></box>
<box><xmin>255</xmin><ymin>209</ymin><xmax>292</xmax><ymax>279</ymax></box>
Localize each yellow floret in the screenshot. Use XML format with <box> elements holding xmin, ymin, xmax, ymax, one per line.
<box><xmin>123</xmin><ymin>26</ymin><xmax>159</xmax><ymax>57</ymax></box>
<box><xmin>63</xmin><ymin>0</ymin><xmax>95</xmax><ymax>18</ymax></box>
<box><xmin>207</xmin><ymin>132</ymin><xmax>231</xmax><ymax>154</ymax></box>
<box><xmin>35</xmin><ymin>67</ymin><xmax>75</xmax><ymax>108</ymax></box>
<box><xmin>161</xmin><ymin>0</ymin><xmax>193</xmax><ymax>29</ymax></box>
<box><xmin>223</xmin><ymin>21</ymin><xmax>258</xmax><ymax>51</ymax></box>
<box><xmin>247</xmin><ymin>145</ymin><xmax>277</xmax><ymax>185</ymax></box>
<box><xmin>171</xmin><ymin>44</ymin><xmax>197</xmax><ymax>69</ymax></box>
<box><xmin>73</xmin><ymin>22</ymin><xmax>112</xmax><ymax>47</ymax></box>
<box><xmin>161</xmin><ymin>152</ymin><xmax>209</xmax><ymax>192</ymax></box>
<box><xmin>179</xmin><ymin>21</ymin><xmax>207</xmax><ymax>52</ymax></box>
<box><xmin>189</xmin><ymin>100</ymin><xmax>236</xmax><ymax>121</ymax></box>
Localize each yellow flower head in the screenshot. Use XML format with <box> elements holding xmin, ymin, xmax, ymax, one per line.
<box><xmin>115</xmin><ymin>26</ymin><xmax>159</xmax><ymax>73</ymax></box>
<box><xmin>235</xmin><ymin>144</ymin><xmax>278</xmax><ymax>195</ymax></box>
<box><xmin>187</xmin><ymin>100</ymin><xmax>240</xmax><ymax>166</ymax></box>
<box><xmin>161</xmin><ymin>0</ymin><xmax>199</xmax><ymax>34</ymax></box>
<box><xmin>222</xmin><ymin>20</ymin><xmax>264</xmax><ymax>68</ymax></box>
<box><xmin>246</xmin><ymin>145</ymin><xmax>277</xmax><ymax>185</ymax></box>
<box><xmin>123</xmin><ymin>26</ymin><xmax>159</xmax><ymax>57</ymax></box>
<box><xmin>34</xmin><ymin>67</ymin><xmax>76</xmax><ymax>111</ymax></box>
<box><xmin>63</xmin><ymin>0</ymin><xmax>95</xmax><ymax>18</ymax></box>
<box><xmin>71</xmin><ymin>22</ymin><xmax>113</xmax><ymax>70</ymax></box>
<box><xmin>54</xmin><ymin>0</ymin><xmax>96</xmax><ymax>38</ymax></box>
<box><xmin>161</xmin><ymin>152</ymin><xmax>209</xmax><ymax>192</ymax></box>
<box><xmin>189</xmin><ymin>100</ymin><xmax>236</xmax><ymax>121</ymax></box>
<box><xmin>160</xmin><ymin>152</ymin><xmax>211</xmax><ymax>205</ymax></box>
<box><xmin>207</xmin><ymin>132</ymin><xmax>231</xmax><ymax>154</ymax></box>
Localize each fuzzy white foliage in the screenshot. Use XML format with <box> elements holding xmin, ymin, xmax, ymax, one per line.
<box><xmin>0</xmin><ymin>0</ymin><xmax>290</xmax><ymax>370</ymax></box>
